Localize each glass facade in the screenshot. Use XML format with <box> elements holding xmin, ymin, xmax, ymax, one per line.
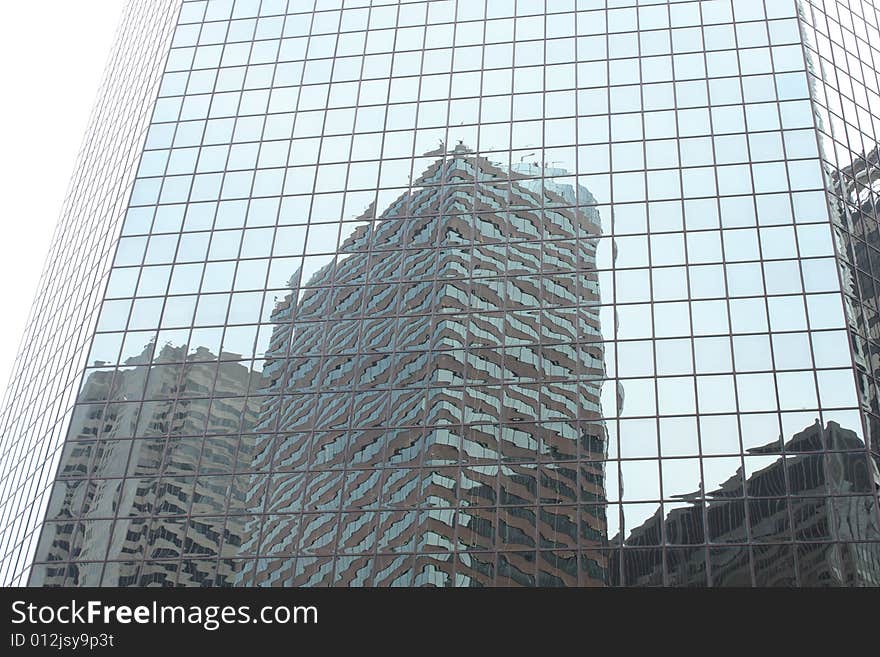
<box><xmin>1</xmin><ymin>0</ymin><xmax>879</xmax><ymax>586</ymax></box>
<box><xmin>0</xmin><ymin>0</ymin><xmax>183</xmax><ymax>587</ymax></box>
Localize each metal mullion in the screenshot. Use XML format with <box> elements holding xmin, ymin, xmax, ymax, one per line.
<box><xmin>165</xmin><ymin>12</ymin><xmax>247</xmax><ymax>586</ymax></box>
<box><xmin>363</xmin><ymin>0</ymin><xmax>431</xmax><ymax>584</ymax></box>
<box><xmin>209</xmin><ymin>2</ymin><xmax>311</xmax><ymax>582</ymax></box>
<box><xmin>243</xmin><ymin>0</ymin><xmax>322</xmax><ymax>584</ymax></box>
<box><xmin>296</xmin><ymin>2</ymin><xmax>361</xmax><ymax>587</ymax></box>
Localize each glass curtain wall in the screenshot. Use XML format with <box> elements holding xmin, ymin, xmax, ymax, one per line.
<box><xmin>13</xmin><ymin>0</ymin><xmax>880</xmax><ymax>586</ymax></box>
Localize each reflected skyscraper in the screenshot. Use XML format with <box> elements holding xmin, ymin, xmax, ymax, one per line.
<box><xmin>830</xmin><ymin>145</ymin><xmax>880</xmax><ymax>424</ymax></box>
<box><xmin>2</xmin><ymin>0</ymin><xmax>880</xmax><ymax>586</ymax></box>
<box><xmin>234</xmin><ymin>146</ymin><xmax>612</xmax><ymax>586</ymax></box>
<box><xmin>31</xmin><ymin>342</ymin><xmax>256</xmax><ymax>586</ymax></box>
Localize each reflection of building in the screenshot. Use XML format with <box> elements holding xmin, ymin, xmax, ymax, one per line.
<box><xmin>31</xmin><ymin>343</ymin><xmax>254</xmax><ymax>586</ymax></box>
<box><xmin>829</xmin><ymin>145</ymin><xmax>880</xmax><ymax>426</ymax></box>
<box><xmin>821</xmin><ymin>144</ymin><xmax>880</xmax><ymax>586</ymax></box>
<box><xmin>610</xmin><ymin>421</ymin><xmax>880</xmax><ymax>586</ymax></box>
<box><xmin>235</xmin><ymin>146</ymin><xmax>611</xmax><ymax>586</ymax></box>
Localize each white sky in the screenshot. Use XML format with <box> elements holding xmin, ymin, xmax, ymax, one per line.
<box><xmin>0</xmin><ymin>2</ymin><xmax>124</xmax><ymax>393</ymax></box>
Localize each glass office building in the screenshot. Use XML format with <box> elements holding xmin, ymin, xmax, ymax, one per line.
<box><xmin>1</xmin><ymin>0</ymin><xmax>879</xmax><ymax>586</ymax></box>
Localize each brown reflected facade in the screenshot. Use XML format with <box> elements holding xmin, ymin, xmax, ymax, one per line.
<box><xmin>4</xmin><ymin>0</ymin><xmax>880</xmax><ymax>586</ymax></box>
<box><xmin>237</xmin><ymin>147</ymin><xmax>610</xmax><ymax>586</ymax></box>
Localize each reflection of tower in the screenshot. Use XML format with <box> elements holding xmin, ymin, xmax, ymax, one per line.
<box><xmin>828</xmin><ymin>146</ymin><xmax>880</xmax><ymax>432</ymax></box>
<box><xmin>237</xmin><ymin>146</ymin><xmax>611</xmax><ymax>586</ymax></box>
<box><xmin>32</xmin><ymin>343</ymin><xmax>254</xmax><ymax>586</ymax></box>
<box><xmin>610</xmin><ymin>420</ymin><xmax>880</xmax><ymax>586</ymax></box>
